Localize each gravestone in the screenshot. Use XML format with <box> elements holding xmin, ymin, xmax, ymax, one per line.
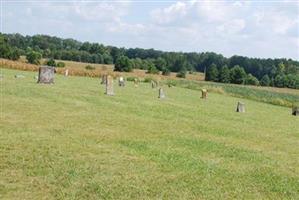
<box><xmin>236</xmin><ymin>102</ymin><xmax>245</xmax><ymax>113</ymax></box>
<box><xmin>15</xmin><ymin>74</ymin><xmax>25</xmax><ymax>78</ymax></box>
<box><xmin>201</xmin><ymin>89</ymin><xmax>207</xmax><ymax>99</ymax></box>
<box><xmin>158</xmin><ymin>88</ymin><xmax>165</xmax><ymax>99</ymax></box>
<box><xmin>119</xmin><ymin>76</ymin><xmax>125</xmax><ymax>87</ymax></box>
<box><xmin>101</xmin><ymin>75</ymin><xmax>107</xmax><ymax>85</ymax></box>
<box><xmin>64</xmin><ymin>69</ymin><xmax>69</xmax><ymax>77</ymax></box>
<box><xmin>134</xmin><ymin>78</ymin><xmax>138</xmax><ymax>87</ymax></box>
<box><xmin>105</xmin><ymin>75</ymin><xmax>114</xmax><ymax>95</ymax></box>
<box><xmin>38</xmin><ymin>66</ymin><xmax>54</xmax><ymax>84</ymax></box>
<box><xmin>292</xmin><ymin>107</ymin><xmax>299</xmax><ymax>116</ymax></box>
<box><xmin>151</xmin><ymin>80</ymin><xmax>157</xmax><ymax>88</ymax></box>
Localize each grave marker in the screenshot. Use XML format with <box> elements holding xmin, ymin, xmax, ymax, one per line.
<box><xmin>38</xmin><ymin>66</ymin><xmax>54</xmax><ymax>84</ymax></box>
<box><xmin>201</xmin><ymin>89</ymin><xmax>207</xmax><ymax>99</ymax></box>
<box><xmin>119</xmin><ymin>76</ymin><xmax>125</xmax><ymax>87</ymax></box>
<box><xmin>236</xmin><ymin>102</ymin><xmax>245</xmax><ymax>113</ymax></box>
<box><xmin>292</xmin><ymin>106</ymin><xmax>299</xmax><ymax>116</ymax></box>
<box><xmin>105</xmin><ymin>75</ymin><xmax>114</xmax><ymax>95</ymax></box>
<box><xmin>64</xmin><ymin>69</ymin><xmax>69</xmax><ymax>77</ymax></box>
<box><xmin>158</xmin><ymin>88</ymin><xmax>165</xmax><ymax>99</ymax></box>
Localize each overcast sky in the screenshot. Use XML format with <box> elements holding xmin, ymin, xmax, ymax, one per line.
<box><xmin>2</xmin><ymin>0</ymin><xmax>299</xmax><ymax>60</ymax></box>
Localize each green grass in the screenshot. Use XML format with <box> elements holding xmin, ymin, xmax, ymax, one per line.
<box><xmin>166</xmin><ymin>79</ymin><xmax>299</xmax><ymax>107</ymax></box>
<box><xmin>1</xmin><ymin>68</ymin><xmax>299</xmax><ymax>199</ymax></box>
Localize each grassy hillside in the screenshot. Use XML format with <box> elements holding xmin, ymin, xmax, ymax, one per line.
<box><xmin>1</xmin><ymin>68</ymin><xmax>299</xmax><ymax>199</ymax></box>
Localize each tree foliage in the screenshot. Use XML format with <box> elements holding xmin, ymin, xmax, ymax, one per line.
<box><xmin>1</xmin><ymin>32</ymin><xmax>299</xmax><ymax>88</ymax></box>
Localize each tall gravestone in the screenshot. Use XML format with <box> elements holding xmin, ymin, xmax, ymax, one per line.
<box><xmin>105</xmin><ymin>75</ymin><xmax>114</xmax><ymax>95</ymax></box>
<box><xmin>119</xmin><ymin>76</ymin><xmax>125</xmax><ymax>87</ymax></box>
<box><xmin>236</xmin><ymin>102</ymin><xmax>245</xmax><ymax>113</ymax></box>
<box><xmin>201</xmin><ymin>89</ymin><xmax>207</xmax><ymax>99</ymax></box>
<box><xmin>292</xmin><ymin>106</ymin><xmax>299</xmax><ymax>116</ymax></box>
<box><xmin>151</xmin><ymin>80</ymin><xmax>157</xmax><ymax>89</ymax></box>
<box><xmin>38</xmin><ymin>66</ymin><xmax>54</xmax><ymax>84</ymax></box>
<box><xmin>158</xmin><ymin>88</ymin><xmax>165</xmax><ymax>99</ymax></box>
<box><xmin>134</xmin><ymin>78</ymin><xmax>139</xmax><ymax>87</ymax></box>
<box><xmin>64</xmin><ymin>69</ymin><xmax>69</xmax><ymax>77</ymax></box>
<box><xmin>101</xmin><ymin>75</ymin><xmax>107</xmax><ymax>85</ymax></box>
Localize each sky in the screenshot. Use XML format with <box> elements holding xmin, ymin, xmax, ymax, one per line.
<box><xmin>1</xmin><ymin>0</ymin><xmax>299</xmax><ymax>60</ymax></box>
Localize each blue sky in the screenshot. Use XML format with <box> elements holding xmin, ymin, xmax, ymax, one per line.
<box><xmin>2</xmin><ymin>0</ymin><xmax>299</xmax><ymax>60</ymax></box>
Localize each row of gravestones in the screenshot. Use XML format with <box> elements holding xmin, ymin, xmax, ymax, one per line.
<box><xmin>14</xmin><ymin>66</ymin><xmax>299</xmax><ymax>116</ymax></box>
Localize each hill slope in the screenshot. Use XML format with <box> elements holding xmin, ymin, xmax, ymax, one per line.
<box><xmin>1</xmin><ymin>68</ymin><xmax>299</xmax><ymax>199</ymax></box>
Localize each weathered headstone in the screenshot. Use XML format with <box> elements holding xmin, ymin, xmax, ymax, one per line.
<box><xmin>105</xmin><ymin>75</ymin><xmax>114</xmax><ymax>95</ymax></box>
<box><xmin>119</xmin><ymin>76</ymin><xmax>125</xmax><ymax>87</ymax></box>
<box><xmin>292</xmin><ymin>106</ymin><xmax>299</xmax><ymax>116</ymax></box>
<box><xmin>15</xmin><ymin>74</ymin><xmax>25</xmax><ymax>78</ymax></box>
<box><xmin>134</xmin><ymin>78</ymin><xmax>138</xmax><ymax>87</ymax></box>
<box><xmin>151</xmin><ymin>80</ymin><xmax>157</xmax><ymax>88</ymax></box>
<box><xmin>101</xmin><ymin>75</ymin><xmax>107</xmax><ymax>85</ymax></box>
<box><xmin>158</xmin><ymin>88</ymin><xmax>165</xmax><ymax>99</ymax></box>
<box><xmin>201</xmin><ymin>89</ymin><xmax>207</xmax><ymax>99</ymax></box>
<box><xmin>38</xmin><ymin>66</ymin><xmax>54</xmax><ymax>84</ymax></box>
<box><xmin>236</xmin><ymin>102</ymin><xmax>245</xmax><ymax>113</ymax></box>
<box><xmin>64</xmin><ymin>69</ymin><xmax>69</xmax><ymax>77</ymax></box>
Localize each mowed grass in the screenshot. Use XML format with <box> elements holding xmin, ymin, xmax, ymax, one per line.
<box><xmin>1</xmin><ymin>68</ymin><xmax>299</xmax><ymax>199</ymax></box>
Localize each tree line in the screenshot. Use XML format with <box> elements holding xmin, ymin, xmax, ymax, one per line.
<box><xmin>1</xmin><ymin>33</ymin><xmax>299</xmax><ymax>89</ymax></box>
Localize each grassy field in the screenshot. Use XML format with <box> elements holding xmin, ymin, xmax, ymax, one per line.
<box><xmin>166</xmin><ymin>79</ymin><xmax>299</xmax><ymax>108</ymax></box>
<box><xmin>5</xmin><ymin>57</ymin><xmax>204</xmax><ymax>81</ymax></box>
<box><xmin>1</xmin><ymin>68</ymin><xmax>299</xmax><ymax>199</ymax></box>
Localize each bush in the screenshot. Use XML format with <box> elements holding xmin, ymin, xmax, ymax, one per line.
<box><xmin>85</xmin><ymin>65</ymin><xmax>95</xmax><ymax>70</ymax></box>
<box><xmin>176</xmin><ymin>70</ymin><xmax>186</xmax><ymax>78</ymax></box>
<box><xmin>114</xmin><ymin>56</ymin><xmax>133</xmax><ymax>72</ymax></box>
<box><xmin>245</xmin><ymin>74</ymin><xmax>259</xmax><ymax>86</ymax></box>
<box><xmin>144</xmin><ymin>77</ymin><xmax>154</xmax><ymax>83</ymax></box>
<box><xmin>162</xmin><ymin>67</ymin><xmax>171</xmax><ymax>76</ymax></box>
<box><xmin>126</xmin><ymin>77</ymin><xmax>138</xmax><ymax>82</ymax></box>
<box><xmin>146</xmin><ymin>65</ymin><xmax>159</xmax><ymax>74</ymax></box>
<box><xmin>26</xmin><ymin>50</ymin><xmax>42</xmax><ymax>65</ymax></box>
<box><xmin>45</xmin><ymin>58</ymin><xmax>56</xmax><ymax>67</ymax></box>
<box><xmin>56</xmin><ymin>62</ymin><xmax>65</xmax><ymax>68</ymax></box>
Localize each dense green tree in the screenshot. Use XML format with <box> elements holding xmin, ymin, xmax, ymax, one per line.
<box><xmin>260</xmin><ymin>75</ymin><xmax>271</xmax><ymax>86</ymax></box>
<box><xmin>245</xmin><ymin>74</ymin><xmax>259</xmax><ymax>85</ymax></box>
<box><xmin>230</xmin><ymin>65</ymin><xmax>247</xmax><ymax>84</ymax></box>
<box><xmin>114</xmin><ymin>56</ymin><xmax>133</xmax><ymax>72</ymax></box>
<box><xmin>26</xmin><ymin>50</ymin><xmax>42</xmax><ymax>65</ymax></box>
<box><xmin>205</xmin><ymin>63</ymin><xmax>219</xmax><ymax>81</ymax></box>
<box><xmin>218</xmin><ymin>65</ymin><xmax>230</xmax><ymax>83</ymax></box>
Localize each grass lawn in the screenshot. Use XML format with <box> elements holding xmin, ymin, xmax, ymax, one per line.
<box><xmin>1</xmin><ymin>68</ymin><xmax>299</xmax><ymax>199</ymax></box>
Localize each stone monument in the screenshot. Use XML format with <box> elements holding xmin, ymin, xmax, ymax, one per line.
<box><xmin>119</xmin><ymin>76</ymin><xmax>125</xmax><ymax>87</ymax></box>
<box><xmin>158</xmin><ymin>88</ymin><xmax>165</xmax><ymax>99</ymax></box>
<box><xmin>292</xmin><ymin>106</ymin><xmax>299</xmax><ymax>116</ymax></box>
<box><xmin>64</xmin><ymin>69</ymin><xmax>69</xmax><ymax>77</ymax></box>
<box><xmin>236</xmin><ymin>102</ymin><xmax>245</xmax><ymax>113</ymax></box>
<box><xmin>101</xmin><ymin>75</ymin><xmax>107</xmax><ymax>85</ymax></box>
<box><xmin>201</xmin><ymin>89</ymin><xmax>207</xmax><ymax>99</ymax></box>
<box><xmin>105</xmin><ymin>75</ymin><xmax>114</xmax><ymax>95</ymax></box>
<box><xmin>38</xmin><ymin>66</ymin><xmax>54</xmax><ymax>84</ymax></box>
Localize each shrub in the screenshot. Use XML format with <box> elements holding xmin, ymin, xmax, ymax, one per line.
<box><xmin>26</xmin><ymin>50</ymin><xmax>42</xmax><ymax>65</ymax></box>
<box><xmin>245</xmin><ymin>74</ymin><xmax>259</xmax><ymax>86</ymax></box>
<box><xmin>176</xmin><ymin>70</ymin><xmax>186</xmax><ymax>78</ymax></box>
<box><xmin>85</xmin><ymin>65</ymin><xmax>95</xmax><ymax>70</ymax></box>
<box><xmin>56</xmin><ymin>61</ymin><xmax>65</xmax><ymax>68</ymax></box>
<box><xmin>126</xmin><ymin>77</ymin><xmax>138</xmax><ymax>82</ymax></box>
<box><xmin>45</xmin><ymin>58</ymin><xmax>56</xmax><ymax>67</ymax></box>
<box><xmin>144</xmin><ymin>77</ymin><xmax>154</xmax><ymax>83</ymax></box>
<box><xmin>162</xmin><ymin>67</ymin><xmax>171</xmax><ymax>76</ymax></box>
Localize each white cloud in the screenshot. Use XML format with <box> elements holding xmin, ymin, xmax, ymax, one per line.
<box><xmin>2</xmin><ymin>0</ymin><xmax>299</xmax><ymax>59</ymax></box>
<box><xmin>150</xmin><ymin>1</ymin><xmax>188</xmax><ymax>24</ymax></box>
